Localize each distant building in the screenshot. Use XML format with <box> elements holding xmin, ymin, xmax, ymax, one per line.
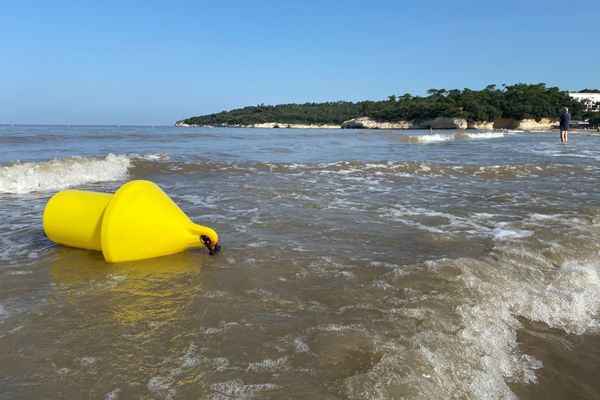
<box><xmin>569</xmin><ymin>92</ymin><xmax>600</xmax><ymax>112</ymax></box>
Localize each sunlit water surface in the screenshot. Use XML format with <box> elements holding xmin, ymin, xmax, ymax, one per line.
<box><xmin>1</xmin><ymin>125</ymin><xmax>599</xmax><ymax>399</ymax></box>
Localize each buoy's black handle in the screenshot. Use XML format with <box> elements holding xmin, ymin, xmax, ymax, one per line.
<box><xmin>200</xmin><ymin>235</ymin><xmax>221</xmax><ymax>256</ymax></box>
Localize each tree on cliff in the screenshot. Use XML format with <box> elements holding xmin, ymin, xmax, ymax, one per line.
<box><xmin>501</xmin><ymin>84</ymin><xmax>583</xmax><ymax>121</ymax></box>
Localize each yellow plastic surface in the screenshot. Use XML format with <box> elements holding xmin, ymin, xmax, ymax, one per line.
<box><xmin>42</xmin><ymin>180</ymin><xmax>219</xmax><ymax>262</ymax></box>
<box><xmin>101</xmin><ymin>180</ymin><xmax>218</xmax><ymax>262</ymax></box>
<box><xmin>43</xmin><ymin>190</ymin><xmax>113</xmax><ymax>251</ymax></box>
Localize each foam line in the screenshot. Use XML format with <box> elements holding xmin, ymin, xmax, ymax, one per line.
<box><xmin>0</xmin><ymin>154</ymin><xmax>131</xmax><ymax>194</ymax></box>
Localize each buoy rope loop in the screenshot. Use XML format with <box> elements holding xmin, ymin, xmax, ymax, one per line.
<box><xmin>200</xmin><ymin>235</ymin><xmax>221</xmax><ymax>256</ymax></box>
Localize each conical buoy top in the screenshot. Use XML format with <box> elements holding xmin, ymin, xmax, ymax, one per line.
<box><xmin>101</xmin><ymin>180</ymin><xmax>219</xmax><ymax>262</ymax></box>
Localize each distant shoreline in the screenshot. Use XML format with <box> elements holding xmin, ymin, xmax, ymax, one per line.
<box><xmin>175</xmin><ymin>116</ymin><xmax>560</xmax><ymax>131</ymax></box>
<box><xmin>176</xmin><ymin>84</ymin><xmax>600</xmax><ymax>131</ymax></box>
<box><xmin>175</xmin><ymin>124</ymin><xmax>599</xmax><ymax>133</ymax></box>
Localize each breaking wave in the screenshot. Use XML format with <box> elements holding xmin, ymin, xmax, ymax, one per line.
<box><xmin>146</xmin><ymin>159</ymin><xmax>587</xmax><ymax>180</ymax></box>
<box><xmin>403</xmin><ymin>131</ymin><xmax>505</xmax><ymax>142</ymax></box>
<box><xmin>0</xmin><ymin>154</ymin><xmax>138</xmax><ymax>194</ymax></box>
<box><xmin>344</xmin><ymin>250</ymin><xmax>600</xmax><ymax>399</ymax></box>
<box><xmin>4</xmin><ymin>153</ymin><xmax>586</xmax><ymax>195</ymax></box>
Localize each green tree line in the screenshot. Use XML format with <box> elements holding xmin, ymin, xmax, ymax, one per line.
<box><xmin>178</xmin><ymin>83</ymin><xmax>595</xmax><ymax>126</ymax></box>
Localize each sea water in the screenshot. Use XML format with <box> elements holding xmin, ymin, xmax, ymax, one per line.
<box><xmin>0</xmin><ymin>125</ymin><xmax>599</xmax><ymax>399</ymax></box>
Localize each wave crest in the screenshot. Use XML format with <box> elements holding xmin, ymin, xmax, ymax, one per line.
<box><xmin>404</xmin><ymin>131</ymin><xmax>505</xmax><ymax>142</ymax></box>
<box><xmin>0</xmin><ymin>154</ymin><xmax>131</xmax><ymax>194</ymax></box>
<box><xmin>345</xmin><ymin>250</ymin><xmax>600</xmax><ymax>399</ymax></box>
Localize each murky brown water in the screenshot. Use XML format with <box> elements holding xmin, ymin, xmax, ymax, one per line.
<box><xmin>1</xmin><ymin>126</ymin><xmax>599</xmax><ymax>399</ymax></box>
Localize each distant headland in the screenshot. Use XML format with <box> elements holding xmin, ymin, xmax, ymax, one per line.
<box><xmin>176</xmin><ymin>84</ymin><xmax>600</xmax><ymax>130</ymax></box>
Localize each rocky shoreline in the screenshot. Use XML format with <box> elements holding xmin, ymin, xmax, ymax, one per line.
<box><xmin>176</xmin><ymin>116</ymin><xmax>557</xmax><ymax>131</ymax></box>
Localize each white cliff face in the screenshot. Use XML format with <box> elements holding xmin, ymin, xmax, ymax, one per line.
<box><xmin>341</xmin><ymin>117</ymin><xmax>413</xmax><ymax>129</ymax></box>
<box><xmin>249</xmin><ymin>122</ymin><xmax>340</xmax><ymax>129</ymax></box>
<box><xmin>249</xmin><ymin>122</ymin><xmax>281</xmax><ymax>128</ymax></box>
<box><xmin>340</xmin><ymin>117</ymin><xmax>557</xmax><ymax>131</ymax></box>
<box><xmin>177</xmin><ymin>117</ymin><xmax>558</xmax><ymax>131</ymax></box>
<box><xmin>341</xmin><ymin>117</ymin><xmax>468</xmax><ymax>129</ymax></box>
<box><xmin>493</xmin><ymin>118</ymin><xmax>556</xmax><ymax>130</ymax></box>
<box><xmin>515</xmin><ymin>118</ymin><xmax>556</xmax><ymax>130</ymax></box>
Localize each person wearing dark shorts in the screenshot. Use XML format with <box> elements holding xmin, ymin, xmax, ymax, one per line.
<box><xmin>559</xmin><ymin>107</ymin><xmax>571</xmax><ymax>144</ymax></box>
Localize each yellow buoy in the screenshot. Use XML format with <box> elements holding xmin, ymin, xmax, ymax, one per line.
<box><xmin>43</xmin><ymin>180</ymin><xmax>220</xmax><ymax>262</ymax></box>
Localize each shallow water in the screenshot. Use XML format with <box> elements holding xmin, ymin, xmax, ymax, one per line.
<box><xmin>1</xmin><ymin>125</ymin><xmax>599</xmax><ymax>399</ymax></box>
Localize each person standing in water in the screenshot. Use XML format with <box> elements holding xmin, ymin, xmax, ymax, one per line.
<box><xmin>559</xmin><ymin>107</ymin><xmax>571</xmax><ymax>144</ymax></box>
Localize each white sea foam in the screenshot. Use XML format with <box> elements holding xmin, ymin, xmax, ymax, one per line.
<box><xmin>409</xmin><ymin>133</ymin><xmax>455</xmax><ymax>142</ymax></box>
<box><xmin>293</xmin><ymin>337</ymin><xmax>310</xmax><ymax>353</ymax></box>
<box><xmin>131</xmin><ymin>152</ymin><xmax>170</xmax><ymax>161</ymax></box>
<box><xmin>148</xmin><ymin>375</ymin><xmax>176</xmax><ymax>400</ymax></box>
<box><xmin>209</xmin><ymin>379</ymin><xmax>280</xmax><ymax>399</ymax></box>
<box><xmin>383</xmin><ymin>205</ymin><xmax>490</xmax><ymax>236</ymax></box>
<box><xmin>406</xmin><ymin>131</ymin><xmax>505</xmax><ymax>143</ymax></box>
<box><xmin>75</xmin><ymin>356</ymin><xmax>96</xmax><ymax>367</ymax></box>
<box><xmin>464</xmin><ymin>131</ymin><xmax>505</xmax><ymax>139</ymax></box>
<box><xmin>349</xmin><ymin>248</ymin><xmax>600</xmax><ymax>399</ymax></box>
<box><xmin>510</xmin><ymin>259</ymin><xmax>600</xmax><ymax>334</ymax></box>
<box><xmin>457</xmin><ymin>252</ymin><xmax>600</xmax><ymax>395</ymax></box>
<box><xmin>383</xmin><ymin>205</ymin><xmax>541</xmax><ymax>242</ymax></box>
<box><xmin>492</xmin><ymin>226</ymin><xmax>533</xmax><ymax>239</ymax></box>
<box><xmin>247</xmin><ymin>357</ymin><xmax>288</xmax><ymax>372</ymax></box>
<box><xmin>213</xmin><ymin>357</ymin><xmax>231</xmax><ymax>373</ymax></box>
<box><xmin>178</xmin><ymin>194</ymin><xmax>219</xmax><ymax>208</ymax></box>
<box><xmin>147</xmin><ymin>343</ymin><xmax>211</xmax><ymax>400</ymax></box>
<box><xmin>343</xmin><ymin>213</ymin><xmax>599</xmax><ymax>395</ymax></box>
<box><xmin>0</xmin><ymin>154</ymin><xmax>131</xmax><ymax>194</ymax></box>
<box><xmin>104</xmin><ymin>389</ymin><xmax>120</xmax><ymax>400</ymax></box>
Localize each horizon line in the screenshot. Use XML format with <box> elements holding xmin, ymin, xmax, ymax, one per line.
<box><xmin>0</xmin><ymin>123</ymin><xmax>175</xmax><ymax>127</ymax></box>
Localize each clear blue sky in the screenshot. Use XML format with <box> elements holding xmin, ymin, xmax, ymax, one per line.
<box><xmin>1</xmin><ymin>0</ymin><xmax>598</xmax><ymax>125</ymax></box>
